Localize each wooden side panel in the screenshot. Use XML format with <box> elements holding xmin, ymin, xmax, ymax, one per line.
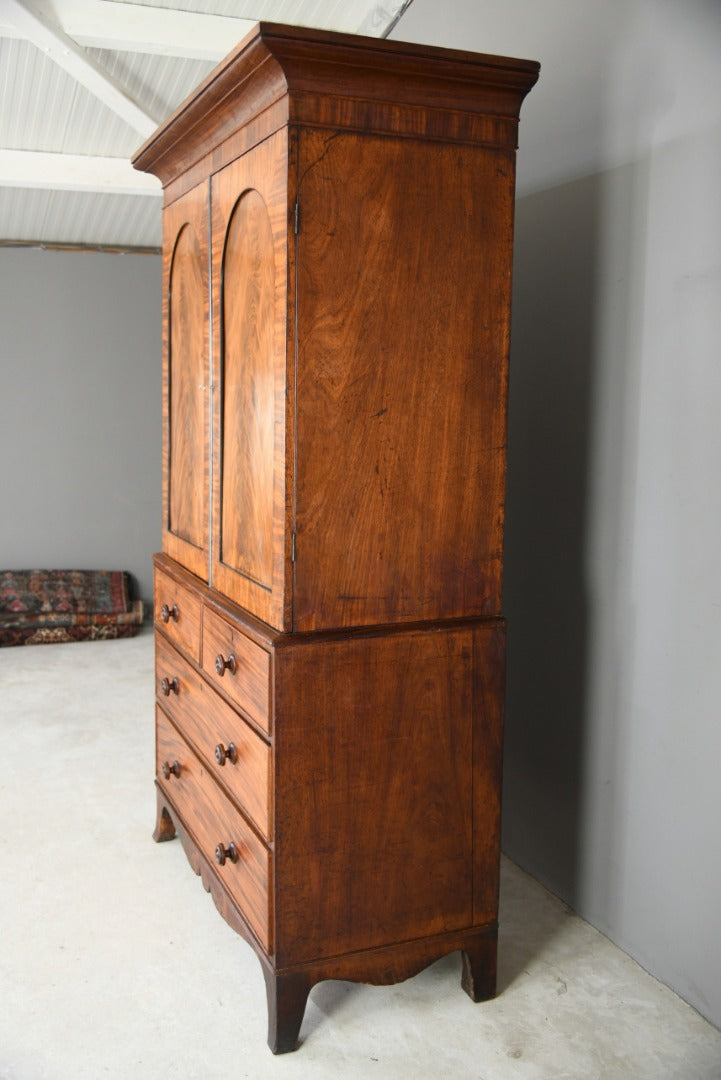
<box><xmin>211</xmin><ymin>131</ymin><xmax>292</xmax><ymax>631</ymax></box>
<box><xmin>472</xmin><ymin>621</ymin><xmax>506</xmax><ymax>925</ymax></box>
<box><xmin>162</xmin><ymin>182</ymin><xmax>210</xmax><ymax>580</ymax></box>
<box><xmin>294</xmin><ymin>131</ymin><xmax>516</xmax><ymax>632</ymax></box>
<box><xmin>273</xmin><ymin>627</ymin><xmax>474</xmax><ymax>966</ymax></box>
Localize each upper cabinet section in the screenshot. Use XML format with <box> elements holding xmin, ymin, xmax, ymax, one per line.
<box><xmin>134</xmin><ymin>23</ymin><xmax>538</xmax><ymax>634</ymax></box>
<box><xmin>162</xmin><ymin>182</ymin><xmax>210</xmax><ymax>582</ymax></box>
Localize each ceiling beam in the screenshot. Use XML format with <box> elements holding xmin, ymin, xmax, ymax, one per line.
<box><xmin>356</xmin><ymin>0</ymin><xmax>415</xmax><ymax>38</ymax></box>
<box><xmin>3</xmin><ymin>0</ymin><xmax>159</xmax><ymax>136</ymax></box>
<box><xmin>0</xmin><ymin>148</ymin><xmax>161</xmax><ymax>196</ymax></box>
<box><xmin>22</xmin><ymin>1</ymin><xmax>255</xmax><ymax>61</ymax></box>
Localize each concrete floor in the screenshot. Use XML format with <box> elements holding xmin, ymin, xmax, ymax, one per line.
<box><xmin>1</xmin><ymin>628</ymin><xmax>719</xmax><ymax>1080</ymax></box>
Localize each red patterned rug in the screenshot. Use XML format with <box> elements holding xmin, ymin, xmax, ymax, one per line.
<box><xmin>0</xmin><ymin>570</ymin><xmax>143</xmax><ymax>646</ymax></box>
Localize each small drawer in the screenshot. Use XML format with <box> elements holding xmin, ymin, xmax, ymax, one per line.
<box><xmin>154</xmin><ymin>566</ymin><xmax>201</xmax><ymax>662</ymax></box>
<box><xmin>156</xmin><ymin>707</ymin><xmax>272</xmax><ymax>951</ymax></box>
<box><xmin>202</xmin><ymin>607</ymin><xmax>270</xmax><ymax>735</ymax></box>
<box><xmin>155</xmin><ymin>633</ymin><xmax>271</xmax><ymax>839</ymax></box>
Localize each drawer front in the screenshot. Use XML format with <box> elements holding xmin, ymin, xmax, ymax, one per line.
<box><xmin>156</xmin><ymin>707</ymin><xmax>272</xmax><ymax>951</ymax></box>
<box><xmin>202</xmin><ymin>607</ymin><xmax>270</xmax><ymax>734</ymax></box>
<box><xmin>155</xmin><ymin>633</ymin><xmax>271</xmax><ymax>839</ymax></box>
<box><xmin>154</xmin><ymin>566</ymin><xmax>202</xmax><ymax>662</ymax></box>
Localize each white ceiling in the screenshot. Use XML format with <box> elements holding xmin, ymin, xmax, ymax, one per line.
<box><xmin>5</xmin><ymin>0</ymin><xmax>719</xmax><ymax>251</ymax></box>
<box><xmin>0</xmin><ymin>0</ymin><xmax>413</xmax><ymax>249</ymax></box>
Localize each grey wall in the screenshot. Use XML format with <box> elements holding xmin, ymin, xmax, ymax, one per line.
<box><xmin>396</xmin><ymin>0</ymin><xmax>721</xmax><ymax>1032</ymax></box>
<box><xmin>0</xmin><ymin>247</ymin><xmax>161</xmax><ymax>606</ymax></box>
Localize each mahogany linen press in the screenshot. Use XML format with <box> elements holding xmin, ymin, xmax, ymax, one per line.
<box><xmin>133</xmin><ymin>22</ymin><xmax>538</xmax><ymax>1053</ymax></box>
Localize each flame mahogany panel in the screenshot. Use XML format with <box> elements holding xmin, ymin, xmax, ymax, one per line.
<box><xmin>162</xmin><ymin>183</ymin><xmax>210</xmax><ymax>580</ymax></box>
<box><xmin>220</xmin><ymin>190</ymin><xmax>276</xmax><ymax>590</ymax></box>
<box><xmin>211</xmin><ymin>131</ymin><xmax>292</xmax><ymax>630</ymax></box>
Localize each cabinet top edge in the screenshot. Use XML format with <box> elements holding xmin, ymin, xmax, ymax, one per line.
<box><xmin>132</xmin><ymin>21</ymin><xmax>539</xmax><ymax>181</ymax></box>
<box><xmin>249</xmin><ymin>22</ymin><xmax>540</xmax><ymax>79</ymax></box>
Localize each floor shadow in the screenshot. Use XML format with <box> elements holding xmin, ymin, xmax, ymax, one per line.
<box><xmin>502</xmin><ymin>173</ymin><xmax>601</xmax><ymax>912</ymax></box>
<box><xmin>496</xmin><ymin>857</ymin><xmax>574</xmax><ymax>994</ymax></box>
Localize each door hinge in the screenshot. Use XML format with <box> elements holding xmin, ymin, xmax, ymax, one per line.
<box><xmin>293</xmin><ymin>200</ymin><xmax>300</xmax><ymax>235</ymax></box>
<box><xmin>291</xmin><ymin>532</ymin><xmax>297</xmax><ymax>562</ymax></box>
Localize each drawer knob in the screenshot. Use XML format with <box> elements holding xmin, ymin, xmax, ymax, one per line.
<box><xmin>215</xmin><ymin>652</ymin><xmax>237</xmax><ymax>677</ymax></box>
<box><xmin>215</xmin><ymin>841</ymin><xmax>238</xmax><ymax>866</ymax></box>
<box><xmin>162</xmin><ymin>760</ymin><xmax>181</xmax><ymax>780</ymax></box>
<box><xmin>160</xmin><ymin>603</ymin><xmax>179</xmax><ymax>624</ymax></box>
<box><xmin>214</xmin><ymin>741</ymin><xmax>238</xmax><ymax>766</ymax></box>
<box><xmin>160</xmin><ymin>676</ymin><xmax>179</xmax><ymax>697</ymax></box>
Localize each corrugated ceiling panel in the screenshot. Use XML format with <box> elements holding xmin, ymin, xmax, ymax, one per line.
<box><xmin>0</xmin><ymin>39</ymin><xmax>140</xmax><ymax>157</ymax></box>
<box><xmin>114</xmin><ymin>0</ymin><xmax>378</xmax><ymax>33</ymax></box>
<box><xmin>85</xmin><ymin>49</ymin><xmax>215</xmax><ymax>125</ymax></box>
<box><xmin>0</xmin><ymin>188</ymin><xmax>161</xmax><ymax>249</ymax></box>
<box><xmin>0</xmin><ymin>1</ymin><xmax>393</xmax><ymax>248</ymax></box>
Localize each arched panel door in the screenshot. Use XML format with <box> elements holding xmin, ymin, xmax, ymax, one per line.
<box><xmin>220</xmin><ymin>189</ymin><xmax>275</xmax><ymax>589</ymax></box>
<box><xmin>211</xmin><ymin>131</ymin><xmax>291</xmax><ymax>630</ymax></box>
<box><xmin>162</xmin><ymin>182</ymin><xmax>210</xmax><ymax>580</ymax></box>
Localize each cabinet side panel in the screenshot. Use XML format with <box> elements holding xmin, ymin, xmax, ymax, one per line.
<box><xmin>472</xmin><ymin>621</ymin><xmax>506</xmax><ymax>925</ymax></box>
<box><xmin>274</xmin><ymin>628</ymin><xmax>474</xmax><ymax>966</ymax></box>
<box><xmin>294</xmin><ymin>132</ymin><xmax>515</xmax><ymax>632</ymax></box>
<box><xmin>162</xmin><ymin>183</ymin><xmax>210</xmax><ymax>580</ymax></box>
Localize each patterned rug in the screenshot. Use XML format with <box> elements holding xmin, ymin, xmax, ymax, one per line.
<box><xmin>0</xmin><ymin>570</ymin><xmax>144</xmax><ymax>646</ymax></box>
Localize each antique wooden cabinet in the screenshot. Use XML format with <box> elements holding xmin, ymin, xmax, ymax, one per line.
<box><xmin>133</xmin><ymin>23</ymin><xmax>538</xmax><ymax>1053</ymax></box>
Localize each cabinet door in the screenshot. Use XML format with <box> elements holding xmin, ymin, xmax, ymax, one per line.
<box><xmin>162</xmin><ymin>182</ymin><xmax>210</xmax><ymax>580</ymax></box>
<box><xmin>210</xmin><ymin>132</ymin><xmax>291</xmax><ymax>630</ymax></box>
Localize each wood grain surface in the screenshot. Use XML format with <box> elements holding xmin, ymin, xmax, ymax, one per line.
<box><xmin>201</xmin><ymin>606</ymin><xmax>271</xmax><ymax>735</ymax></box>
<box><xmin>220</xmin><ymin>189</ymin><xmax>275</xmax><ymax>590</ymax></box>
<box><xmin>154</xmin><ymin>564</ymin><xmax>202</xmax><ymax>663</ymax></box>
<box><xmin>162</xmin><ymin>183</ymin><xmax>209</xmax><ymax>580</ymax></box>
<box><xmin>273</xmin><ymin>626</ymin><xmax>476</xmax><ymax>965</ymax></box>
<box><xmin>293</xmin><ymin>130</ymin><xmax>514</xmax><ymax>631</ymax></box>
<box><xmin>211</xmin><ymin>131</ymin><xmax>292</xmax><ymax>630</ymax></box>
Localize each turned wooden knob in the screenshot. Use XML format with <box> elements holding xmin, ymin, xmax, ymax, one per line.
<box><xmin>215</xmin><ymin>841</ymin><xmax>238</xmax><ymax>866</ymax></box>
<box><xmin>160</xmin><ymin>676</ymin><xmax>179</xmax><ymax>696</ymax></box>
<box><xmin>162</xmin><ymin>760</ymin><xmax>180</xmax><ymax>780</ymax></box>
<box><xmin>215</xmin><ymin>652</ymin><xmax>237</xmax><ymax>677</ymax></box>
<box><xmin>214</xmin><ymin>742</ymin><xmax>237</xmax><ymax>766</ymax></box>
<box><xmin>160</xmin><ymin>603</ymin><xmax>179</xmax><ymax>623</ymax></box>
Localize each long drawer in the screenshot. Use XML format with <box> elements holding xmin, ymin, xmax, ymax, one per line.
<box><xmin>156</xmin><ymin>706</ymin><xmax>272</xmax><ymax>951</ymax></box>
<box><xmin>155</xmin><ymin>633</ymin><xmax>271</xmax><ymax>840</ymax></box>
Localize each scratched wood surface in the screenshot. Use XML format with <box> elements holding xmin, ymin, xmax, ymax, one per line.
<box><xmin>293</xmin><ymin>130</ymin><xmax>515</xmax><ymax>632</ymax></box>
<box><xmin>162</xmin><ymin>183</ymin><xmax>210</xmax><ymax>581</ymax></box>
<box><xmin>273</xmin><ymin>625</ymin><xmax>476</xmax><ymax>965</ymax></box>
